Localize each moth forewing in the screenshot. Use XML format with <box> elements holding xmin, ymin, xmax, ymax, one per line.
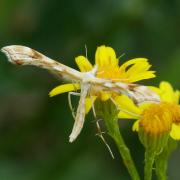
<box><xmin>1</xmin><ymin>45</ymin><xmax>82</xmax><ymax>82</ymax></box>
<box><xmin>69</xmin><ymin>83</ymin><xmax>90</xmax><ymax>143</ymax></box>
<box><xmin>126</xmin><ymin>85</ymin><xmax>160</xmax><ymax>105</ymax></box>
<box><xmin>103</xmin><ymin>82</ymin><xmax>160</xmax><ymax>105</ymax></box>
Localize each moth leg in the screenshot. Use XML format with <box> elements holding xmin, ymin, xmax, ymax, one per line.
<box><xmin>68</xmin><ymin>92</ymin><xmax>81</xmax><ymax>119</ymax></box>
<box><xmin>90</xmin><ymin>97</ymin><xmax>115</xmax><ymax>159</ymax></box>
<box><xmin>96</xmin><ymin>119</ymin><xmax>115</xmax><ymax>159</ymax></box>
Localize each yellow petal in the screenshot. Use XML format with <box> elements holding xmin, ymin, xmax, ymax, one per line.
<box><xmin>174</xmin><ymin>90</ymin><xmax>180</xmax><ymax>104</ymax></box>
<box><xmin>119</xmin><ymin>58</ymin><xmax>148</xmax><ymax>71</ymax></box>
<box><xmin>159</xmin><ymin>81</ymin><xmax>177</xmax><ymax>103</ymax></box>
<box><xmin>118</xmin><ymin>103</ymin><xmax>151</xmax><ymax>119</ymax></box>
<box><xmin>119</xmin><ymin>58</ymin><xmax>155</xmax><ymax>82</ymax></box>
<box><xmin>85</xmin><ymin>96</ymin><xmax>97</xmax><ymax>114</ymax></box>
<box><xmin>49</xmin><ymin>83</ymin><xmax>80</xmax><ymax>97</ymax></box>
<box><xmin>100</xmin><ymin>92</ymin><xmax>111</xmax><ymax>101</ymax></box>
<box><xmin>170</xmin><ymin>123</ymin><xmax>180</xmax><ymax>140</ymax></box>
<box><xmin>75</xmin><ymin>56</ymin><xmax>93</xmax><ymax>72</ymax></box>
<box><xmin>95</xmin><ymin>45</ymin><xmax>118</xmax><ymax>67</ymax></box>
<box><xmin>128</xmin><ymin>71</ymin><xmax>156</xmax><ymax>82</ymax></box>
<box><xmin>126</xmin><ymin>59</ymin><xmax>151</xmax><ymax>74</ymax></box>
<box><xmin>138</xmin><ymin>103</ymin><xmax>152</xmax><ymax>111</ymax></box>
<box><xmin>132</xmin><ymin>120</ymin><xmax>140</xmax><ymax>131</ymax></box>
<box><xmin>114</xmin><ymin>95</ymin><xmax>141</xmax><ymax>116</ymax></box>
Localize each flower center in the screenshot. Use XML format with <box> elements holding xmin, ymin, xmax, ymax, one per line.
<box><xmin>96</xmin><ymin>66</ymin><xmax>128</xmax><ymax>82</ymax></box>
<box><xmin>139</xmin><ymin>103</ymin><xmax>174</xmax><ymax>135</ymax></box>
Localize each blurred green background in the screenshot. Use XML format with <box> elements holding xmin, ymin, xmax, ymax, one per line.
<box><xmin>0</xmin><ymin>0</ymin><xmax>180</xmax><ymax>179</ymax></box>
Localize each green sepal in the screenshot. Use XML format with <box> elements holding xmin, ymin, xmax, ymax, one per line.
<box><xmin>155</xmin><ymin>138</ymin><xmax>178</xmax><ymax>180</ymax></box>
<box><xmin>138</xmin><ymin>127</ymin><xmax>170</xmax><ymax>154</ymax></box>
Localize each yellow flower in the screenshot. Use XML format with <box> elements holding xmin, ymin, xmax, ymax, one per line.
<box><xmin>48</xmin><ymin>45</ymin><xmax>156</xmax><ymax>142</ymax></box>
<box><xmin>50</xmin><ymin>45</ymin><xmax>155</xmax><ymax>105</ymax></box>
<box><xmin>117</xmin><ymin>81</ymin><xmax>180</xmax><ymax>140</ymax></box>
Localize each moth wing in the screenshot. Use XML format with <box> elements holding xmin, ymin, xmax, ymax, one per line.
<box><xmin>1</xmin><ymin>45</ymin><xmax>82</xmax><ymax>82</ymax></box>
<box><xmin>127</xmin><ymin>85</ymin><xmax>160</xmax><ymax>105</ymax></box>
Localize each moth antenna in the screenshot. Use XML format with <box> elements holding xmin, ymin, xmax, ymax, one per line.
<box><xmin>117</xmin><ymin>52</ymin><xmax>125</xmax><ymax>60</ymax></box>
<box><xmin>85</xmin><ymin>44</ymin><xmax>88</xmax><ymax>59</ymax></box>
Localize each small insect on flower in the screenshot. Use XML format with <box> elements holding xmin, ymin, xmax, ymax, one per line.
<box><xmin>1</xmin><ymin>45</ymin><xmax>160</xmax><ymax>142</ymax></box>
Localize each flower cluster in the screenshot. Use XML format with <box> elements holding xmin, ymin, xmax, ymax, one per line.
<box><xmin>49</xmin><ymin>45</ymin><xmax>180</xmax><ymax>146</ymax></box>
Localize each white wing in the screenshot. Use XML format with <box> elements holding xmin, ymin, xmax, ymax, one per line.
<box><xmin>1</xmin><ymin>45</ymin><xmax>82</xmax><ymax>82</ymax></box>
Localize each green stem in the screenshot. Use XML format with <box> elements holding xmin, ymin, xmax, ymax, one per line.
<box><xmin>144</xmin><ymin>150</ymin><xmax>155</xmax><ymax>180</ymax></box>
<box><xmin>95</xmin><ymin>100</ymin><xmax>140</xmax><ymax>180</ymax></box>
<box><xmin>107</xmin><ymin>120</ymin><xmax>140</xmax><ymax>180</ymax></box>
<box><xmin>155</xmin><ymin>156</ymin><xmax>167</xmax><ymax>180</ymax></box>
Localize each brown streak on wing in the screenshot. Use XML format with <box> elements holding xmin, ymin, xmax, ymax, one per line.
<box><xmin>31</xmin><ymin>49</ymin><xmax>44</xmax><ymax>59</ymax></box>
<box><xmin>15</xmin><ymin>60</ymin><xmax>24</xmax><ymax>65</ymax></box>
